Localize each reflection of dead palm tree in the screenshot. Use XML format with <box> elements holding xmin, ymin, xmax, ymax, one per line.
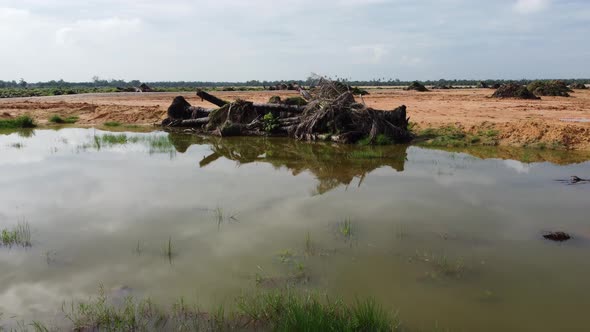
<box><xmin>168</xmin><ymin>134</ymin><xmax>408</xmax><ymax>195</ymax></box>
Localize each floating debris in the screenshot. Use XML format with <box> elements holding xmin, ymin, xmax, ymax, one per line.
<box><xmin>543</xmin><ymin>232</ymin><xmax>571</xmax><ymax>242</ymax></box>
<box><xmin>555</xmin><ymin>176</ymin><xmax>589</xmax><ymax>185</ymax></box>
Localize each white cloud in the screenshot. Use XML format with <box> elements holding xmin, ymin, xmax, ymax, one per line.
<box><xmin>514</xmin><ymin>0</ymin><xmax>550</xmax><ymax>14</ymax></box>
<box><xmin>349</xmin><ymin>44</ymin><xmax>389</xmax><ymax>64</ymax></box>
<box><xmin>55</xmin><ymin>17</ymin><xmax>142</xmax><ymax>46</ymax></box>
<box><xmin>0</xmin><ymin>0</ymin><xmax>588</xmax><ymax>81</ymax></box>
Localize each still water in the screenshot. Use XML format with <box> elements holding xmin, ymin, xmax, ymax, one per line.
<box><xmin>0</xmin><ymin>128</ymin><xmax>589</xmax><ymax>331</ymax></box>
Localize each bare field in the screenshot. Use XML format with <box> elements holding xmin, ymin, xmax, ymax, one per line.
<box><xmin>1</xmin><ymin>88</ymin><xmax>590</xmax><ymax>149</ymax></box>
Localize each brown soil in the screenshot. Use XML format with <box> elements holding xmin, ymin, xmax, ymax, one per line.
<box><xmin>1</xmin><ymin>89</ymin><xmax>590</xmax><ymax>150</ymax></box>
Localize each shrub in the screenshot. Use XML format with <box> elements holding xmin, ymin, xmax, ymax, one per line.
<box><xmin>0</xmin><ymin>115</ymin><xmax>36</xmax><ymax>129</ymax></box>
<box><xmin>263</xmin><ymin>113</ymin><xmax>280</xmax><ymax>132</ymax></box>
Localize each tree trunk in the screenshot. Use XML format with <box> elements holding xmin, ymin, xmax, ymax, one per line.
<box><xmin>197</xmin><ymin>89</ymin><xmax>230</xmax><ymax>107</ymax></box>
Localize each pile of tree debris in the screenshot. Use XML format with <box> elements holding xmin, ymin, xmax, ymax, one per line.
<box><xmin>527</xmin><ymin>80</ymin><xmax>572</xmax><ymax>97</ymax></box>
<box><xmin>491</xmin><ymin>83</ymin><xmax>540</xmax><ymax>100</ymax></box>
<box><xmin>115</xmin><ymin>83</ymin><xmax>154</xmax><ymax>93</ymax></box>
<box><xmin>162</xmin><ymin>77</ymin><xmax>411</xmax><ymax>144</ymax></box>
<box><xmin>265</xmin><ymin>82</ymin><xmax>300</xmax><ymax>91</ymax></box>
<box><xmin>431</xmin><ymin>84</ymin><xmax>453</xmax><ymax>90</ymax></box>
<box><xmin>405</xmin><ymin>81</ymin><xmax>429</xmax><ymax>92</ymax></box>
<box><xmin>569</xmin><ymin>83</ymin><xmax>588</xmax><ymax>90</ymax></box>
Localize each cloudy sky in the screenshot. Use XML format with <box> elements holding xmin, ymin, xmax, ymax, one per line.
<box><xmin>0</xmin><ymin>0</ymin><xmax>588</xmax><ymax>82</ymax></box>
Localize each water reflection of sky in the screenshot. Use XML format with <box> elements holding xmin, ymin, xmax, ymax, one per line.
<box><xmin>1</xmin><ymin>129</ymin><xmax>590</xmax><ymax>331</ymax></box>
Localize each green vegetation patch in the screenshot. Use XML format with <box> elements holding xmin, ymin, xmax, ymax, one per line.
<box><xmin>1</xmin><ymin>221</ymin><xmax>31</xmax><ymax>247</ymax></box>
<box><xmin>103</xmin><ymin>121</ymin><xmax>122</xmax><ymax>127</ymax></box>
<box><xmin>418</xmin><ymin>126</ymin><xmax>499</xmax><ymax>147</ymax></box>
<box><xmin>237</xmin><ymin>292</ymin><xmax>399</xmax><ymax>332</ymax></box>
<box><xmin>49</xmin><ymin>115</ymin><xmax>79</xmax><ymax>124</ymax></box>
<box><xmin>51</xmin><ymin>287</ymin><xmax>401</xmax><ymax>332</ymax></box>
<box><xmin>263</xmin><ymin>112</ymin><xmax>280</xmax><ymax>132</ymax></box>
<box><xmin>0</xmin><ymin>115</ymin><xmax>36</xmax><ymax>129</ymax></box>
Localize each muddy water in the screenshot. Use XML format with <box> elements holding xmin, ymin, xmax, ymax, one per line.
<box><xmin>1</xmin><ymin>128</ymin><xmax>589</xmax><ymax>331</ymax></box>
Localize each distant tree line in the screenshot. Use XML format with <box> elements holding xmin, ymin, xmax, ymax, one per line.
<box><xmin>1</xmin><ymin>77</ymin><xmax>588</xmax><ymax>89</ymax></box>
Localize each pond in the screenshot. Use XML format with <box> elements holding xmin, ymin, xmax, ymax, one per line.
<box><xmin>0</xmin><ymin>128</ymin><xmax>589</xmax><ymax>331</ymax></box>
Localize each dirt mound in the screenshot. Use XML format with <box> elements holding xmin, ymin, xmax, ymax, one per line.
<box><xmin>527</xmin><ymin>80</ymin><xmax>572</xmax><ymax>97</ymax></box>
<box><xmin>492</xmin><ymin>83</ymin><xmax>540</xmax><ymax>100</ymax></box>
<box><xmin>405</xmin><ymin>81</ymin><xmax>428</xmax><ymax>92</ymax></box>
<box><xmin>432</xmin><ymin>84</ymin><xmax>453</xmax><ymax>90</ymax></box>
<box><xmin>570</xmin><ymin>83</ymin><xmax>588</xmax><ymax>90</ymax></box>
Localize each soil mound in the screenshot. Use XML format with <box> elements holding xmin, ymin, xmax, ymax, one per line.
<box><xmin>405</xmin><ymin>81</ymin><xmax>428</xmax><ymax>92</ymax></box>
<box><xmin>527</xmin><ymin>80</ymin><xmax>572</xmax><ymax>97</ymax></box>
<box><xmin>492</xmin><ymin>83</ymin><xmax>540</xmax><ymax>100</ymax></box>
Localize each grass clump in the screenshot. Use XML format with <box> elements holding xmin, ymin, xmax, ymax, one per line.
<box><xmin>1</xmin><ymin>220</ymin><xmax>32</xmax><ymax>247</ymax></box>
<box><xmin>492</xmin><ymin>83</ymin><xmax>540</xmax><ymax>99</ymax></box>
<box><xmin>418</xmin><ymin>126</ymin><xmax>499</xmax><ymax>147</ymax></box>
<box><xmin>238</xmin><ymin>292</ymin><xmax>398</xmax><ymax>332</ymax></box>
<box><xmin>339</xmin><ymin>218</ymin><xmax>354</xmax><ymax>239</ymax></box>
<box><xmin>104</xmin><ymin>121</ymin><xmax>122</xmax><ymax>127</ymax></box>
<box><xmin>49</xmin><ymin>115</ymin><xmax>79</xmax><ymax>124</ymax></box>
<box><xmin>0</xmin><ymin>115</ymin><xmax>36</xmax><ymax>129</ymax></box>
<box><xmin>527</xmin><ymin>80</ymin><xmax>572</xmax><ymax>97</ymax></box>
<box><xmin>55</xmin><ymin>287</ymin><xmax>400</xmax><ymax>332</ymax></box>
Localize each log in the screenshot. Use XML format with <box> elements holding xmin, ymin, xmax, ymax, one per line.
<box><xmin>197</xmin><ymin>89</ymin><xmax>229</xmax><ymax>107</ymax></box>
<box><xmin>165</xmin><ymin>117</ymin><xmax>210</xmax><ymax>127</ymax></box>
<box><xmin>252</xmin><ymin>103</ymin><xmax>305</xmax><ymax>114</ymax></box>
<box><xmin>189</xmin><ymin>106</ymin><xmax>213</xmax><ymax>119</ymax></box>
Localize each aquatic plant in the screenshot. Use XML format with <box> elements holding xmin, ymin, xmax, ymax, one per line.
<box><xmin>0</xmin><ymin>115</ymin><xmax>36</xmax><ymax>129</ymax></box>
<box><xmin>304</xmin><ymin>231</ymin><xmax>314</xmax><ymax>256</ymax></box>
<box><xmin>163</xmin><ymin>236</ymin><xmax>174</xmax><ymax>263</ymax></box>
<box><xmin>237</xmin><ymin>292</ymin><xmax>399</xmax><ymax>331</ymax></box>
<box><xmin>47</xmin><ymin>286</ymin><xmax>400</xmax><ymax>331</ymax></box>
<box><xmin>414</xmin><ymin>251</ymin><xmax>465</xmax><ymax>278</ymax></box>
<box><xmin>278</xmin><ymin>249</ymin><xmax>294</xmax><ymax>263</ymax></box>
<box><xmin>339</xmin><ymin>218</ymin><xmax>354</xmax><ymax>240</ymax></box>
<box><xmin>1</xmin><ymin>220</ymin><xmax>31</xmax><ymax>247</ymax></box>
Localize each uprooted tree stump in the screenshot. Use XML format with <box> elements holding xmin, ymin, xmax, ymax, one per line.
<box><xmin>162</xmin><ymin>78</ymin><xmax>411</xmax><ymax>144</ymax></box>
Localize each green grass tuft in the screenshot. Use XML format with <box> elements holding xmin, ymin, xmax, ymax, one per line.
<box><xmin>49</xmin><ymin>115</ymin><xmax>79</xmax><ymax>124</ymax></box>
<box><xmin>104</xmin><ymin>121</ymin><xmax>122</xmax><ymax>127</ymax></box>
<box><xmin>1</xmin><ymin>220</ymin><xmax>32</xmax><ymax>247</ymax></box>
<box><xmin>0</xmin><ymin>115</ymin><xmax>36</xmax><ymax>129</ymax></box>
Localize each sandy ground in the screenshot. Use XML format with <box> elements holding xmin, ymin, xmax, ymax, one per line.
<box><xmin>1</xmin><ymin>89</ymin><xmax>590</xmax><ymax>149</ymax></box>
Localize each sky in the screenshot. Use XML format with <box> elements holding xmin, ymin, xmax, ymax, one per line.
<box><xmin>0</xmin><ymin>0</ymin><xmax>589</xmax><ymax>82</ymax></box>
